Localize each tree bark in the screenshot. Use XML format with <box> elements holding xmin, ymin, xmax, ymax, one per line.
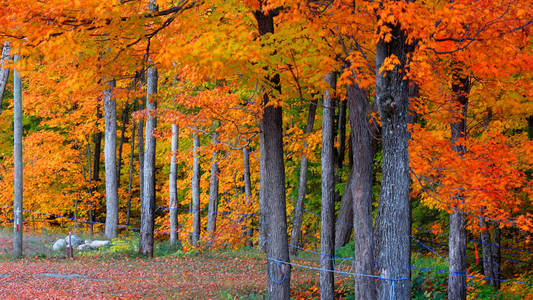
<box><xmin>334</xmin><ymin>168</ymin><xmax>354</xmax><ymax>249</ymax></box>
<box><xmin>207</xmin><ymin>131</ymin><xmax>219</xmax><ymax>234</ymax></box>
<box><xmin>169</xmin><ymin>124</ymin><xmax>179</xmax><ymax>248</ymax></box>
<box><xmin>448</xmin><ymin>66</ymin><xmax>470</xmax><ymax>300</ymax></box>
<box><xmin>104</xmin><ymin>79</ymin><xmax>118</xmax><ymax>239</ymax></box>
<box><xmin>320</xmin><ymin>73</ymin><xmax>336</xmax><ymax>300</ymax></box>
<box><xmin>90</xmin><ymin>122</ymin><xmax>102</xmax><ymax>236</ymax></box>
<box><xmin>117</xmin><ymin>101</ymin><xmax>129</xmax><ymax>187</ymax></box>
<box><xmin>243</xmin><ymin>146</ymin><xmax>253</xmax><ymax>246</ymax></box>
<box><xmin>13</xmin><ymin>54</ymin><xmax>23</xmax><ymax>258</ymax></box>
<box><xmin>480</xmin><ymin>217</ymin><xmax>495</xmax><ymax>286</ymax></box>
<box><xmin>491</xmin><ymin>223</ymin><xmax>501</xmax><ymax>290</ymax></box>
<box><xmin>126</xmin><ymin>109</ymin><xmax>136</xmax><ymax>227</ymax></box>
<box><xmin>254</xmin><ymin>9</ymin><xmax>291</xmax><ymax>299</ymax></box>
<box><xmin>138</xmin><ymin>99</ymin><xmax>144</xmax><ymax>207</ymax></box>
<box><xmin>289</xmin><ymin>99</ymin><xmax>318</xmax><ymax>255</ymax></box>
<box><xmin>374</xmin><ymin>21</ymin><xmax>412</xmax><ymax>299</ymax></box>
<box><xmin>258</xmin><ymin>123</ymin><xmax>266</xmax><ymax>251</ymax></box>
<box><xmin>139</xmin><ymin>66</ymin><xmax>157</xmax><ymax>257</ymax></box>
<box><xmin>191</xmin><ymin>132</ymin><xmax>201</xmax><ymax>246</ymax></box>
<box><xmin>0</xmin><ymin>41</ymin><xmax>10</xmax><ymax>114</ymax></box>
<box><xmin>346</xmin><ymin>82</ymin><xmax>376</xmax><ymax>299</ymax></box>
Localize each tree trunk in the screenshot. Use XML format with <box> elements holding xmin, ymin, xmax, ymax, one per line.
<box><xmin>243</xmin><ymin>146</ymin><xmax>253</xmax><ymax>247</ymax></box>
<box><xmin>320</xmin><ymin>73</ymin><xmax>336</xmax><ymax>300</ymax></box>
<box><xmin>347</xmin><ymin>82</ymin><xmax>376</xmax><ymax>299</ymax></box>
<box><xmin>138</xmin><ymin>99</ymin><xmax>144</xmax><ymax>207</ymax></box>
<box><xmin>0</xmin><ymin>41</ymin><xmax>10</xmax><ymax>114</ymax></box>
<box><xmin>13</xmin><ymin>54</ymin><xmax>23</xmax><ymax>258</ymax></box>
<box><xmin>491</xmin><ymin>223</ymin><xmax>501</xmax><ymax>290</ymax></box>
<box><xmin>126</xmin><ymin>111</ymin><xmax>136</xmax><ymax>227</ymax></box>
<box><xmin>289</xmin><ymin>99</ymin><xmax>318</xmax><ymax>255</ymax></box>
<box><xmin>117</xmin><ymin>101</ymin><xmax>129</xmax><ymax>187</ymax></box>
<box><xmin>448</xmin><ymin>66</ymin><xmax>470</xmax><ymax>300</ymax></box>
<box><xmin>139</xmin><ymin>66</ymin><xmax>157</xmax><ymax>257</ymax></box>
<box><xmin>191</xmin><ymin>132</ymin><xmax>201</xmax><ymax>246</ymax></box>
<box><xmin>207</xmin><ymin>131</ymin><xmax>219</xmax><ymax>234</ymax></box>
<box><xmin>169</xmin><ymin>124</ymin><xmax>179</xmax><ymax>249</ymax></box>
<box><xmin>258</xmin><ymin>123</ymin><xmax>266</xmax><ymax>251</ymax></box>
<box><xmin>104</xmin><ymin>79</ymin><xmax>118</xmax><ymax>239</ymax></box>
<box><xmin>374</xmin><ymin>21</ymin><xmax>412</xmax><ymax>300</ymax></box>
<box><xmin>480</xmin><ymin>217</ymin><xmax>495</xmax><ymax>286</ymax></box>
<box><xmin>91</xmin><ymin>108</ymin><xmax>103</xmax><ymax>236</ymax></box>
<box><xmin>254</xmin><ymin>9</ymin><xmax>291</xmax><ymax>299</ymax></box>
<box><xmin>334</xmin><ymin>169</ymin><xmax>354</xmax><ymax>249</ymax></box>
<box><xmin>527</xmin><ymin>115</ymin><xmax>533</xmax><ymax>140</ymax></box>
<box><xmin>337</xmin><ymin>98</ymin><xmax>347</xmax><ymax>168</ymax></box>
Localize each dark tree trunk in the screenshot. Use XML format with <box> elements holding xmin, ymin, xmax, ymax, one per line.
<box><xmin>253</xmin><ymin>8</ymin><xmax>291</xmax><ymax>299</ymax></box>
<box><xmin>91</xmin><ymin>107</ymin><xmax>103</xmax><ymax>235</ymax></box>
<box><xmin>374</xmin><ymin>20</ymin><xmax>412</xmax><ymax>300</ymax></box>
<box><xmin>117</xmin><ymin>101</ymin><xmax>129</xmax><ymax>187</ymax></box>
<box><xmin>480</xmin><ymin>217</ymin><xmax>495</xmax><ymax>286</ymax></box>
<box><xmin>448</xmin><ymin>66</ymin><xmax>470</xmax><ymax>300</ymax></box>
<box><xmin>334</xmin><ymin>169</ymin><xmax>354</xmax><ymax>249</ymax></box>
<box><xmin>527</xmin><ymin>115</ymin><xmax>533</xmax><ymax>140</ymax></box>
<box><xmin>320</xmin><ymin>73</ymin><xmax>336</xmax><ymax>300</ymax></box>
<box><xmin>207</xmin><ymin>131</ymin><xmax>219</xmax><ymax>234</ymax></box>
<box><xmin>491</xmin><ymin>223</ymin><xmax>501</xmax><ymax>290</ymax></box>
<box><xmin>126</xmin><ymin>110</ymin><xmax>136</xmax><ymax>227</ymax></box>
<box><xmin>13</xmin><ymin>54</ymin><xmax>23</xmax><ymax>258</ymax></box>
<box><xmin>337</xmin><ymin>98</ymin><xmax>347</xmax><ymax>168</ymax></box>
<box><xmin>289</xmin><ymin>99</ymin><xmax>318</xmax><ymax>255</ymax></box>
<box><xmin>139</xmin><ymin>66</ymin><xmax>157</xmax><ymax>257</ymax></box>
<box><xmin>347</xmin><ymin>82</ymin><xmax>376</xmax><ymax>299</ymax></box>
<box><xmin>169</xmin><ymin>124</ymin><xmax>179</xmax><ymax>248</ymax></box>
<box><xmin>191</xmin><ymin>133</ymin><xmax>201</xmax><ymax>246</ymax></box>
<box><xmin>104</xmin><ymin>79</ymin><xmax>118</xmax><ymax>239</ymax></box>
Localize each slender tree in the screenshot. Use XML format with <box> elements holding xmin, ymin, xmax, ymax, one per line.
<box><xmin>0</xmin><ymin>41</ymin><xmax>10</xmax><ymax>113</ymax></box>
<box><xmin>289</xmin><ymin>99</ymin><xmax>318</xmax><ymax>255</ymax></box>
<box><xmin>126</xmin><ymin>105</ymin><xmax>136</xmax><ymax>227</ymax></box>
<box><xmin>139</xmin><ymin>65</ymin><xmax>157</xmax><ymax>256</ymax></box>
<box><xmin>243</xmin><ymin>146</ymin><xmax>253</xmax><ymax>246</ymax></box>
<box><xmin>447</xmin><ymin>66</ymin><xmax>470</xmax><ymax>300</ymax></box>
<box><xmin>320</xmin><ymin>73</ymin><xmax>336</xmax><ymax>299</ymax></box>
<box><xmin>207</xmin><ymin>130</ymin><xmax>219</xmax><ymax>234</ymax></box>
<box><xmin>13</xmin><ymin>54</ymin><xmax>23</xmax><ymax>258</ymax></box>
<box><xmin>104</xmin><ymin>79</ymin><xmax>118</xmax><ymax>239</ymax></box>
<box><xmin>374</xmin><ymin>13</ymin><xmax>412</xmax><ymax>299</ymax></box>
<box><xmin>169</xmin><ymin>124</ymin><xmax>179</xmax><ymax>248</ymax></box>
<box><xmin>258</xmin><ymin>123</ymin><xmax>266</xmax><ymax>251</ymax></box>
<box><xmin>191</xmin><ymin>132</ymin><xmax>201</xmax><ymax>246</ymax></box>
<box><xmin>334</xmin><ymin>169</ymin><xmax>354</xmax><ymax>249</ymax></box>
<box><xmin>117</xmin><ymin>101</ymin><xmax>129</xmax><ymax>186</ymax></box>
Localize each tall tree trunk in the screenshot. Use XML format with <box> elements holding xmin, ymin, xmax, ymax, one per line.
<box><xmin>527</xmin><ymin>115</ymin><xmax>533</xmax><ymax>140</ymax></box>
<box><xmin>347</xmin><ymin>82</ymin><xmax>376</xmax><ymax>299</ymax></box>
<box><xmin>374</xmin><ymin>20</ymin><xmax>412</xmax><ymax>300</ymax></box>
<box><xmin>491</xmin><ymin>223</ymin><xmax>501</xmax><ymax>290</ymax></box>
<box><xmin>334</xmin><ymin>169</ymin><xmax>354</xmax><ymax>249</ymax></box>
<box><xmin>258</xmin><ymin>123</ymin><xmax>266</xmax><ymax>251</ymax></box>
<box><xmin>320</xmin><ymin>73</ymin><xmax>336</xmax><ymax>300</ymax></box>
<box><xmin>138</xmin><ymin>99</ymin><xmax>144</xmax><ymax>207</ymax></box>
<box><xmin>253</xmin><ymin>9</ymin><xmax>291</xmax><ymax>299</ymax></box>
<box><xmin>117</xmin><ymin>101</ymin><xmax>129</xmax><ymax>187</ymax></box>
<box><xmin>480</xmin><ymin>217</ymin><xmax>495</xmax><ymax>286</ymax></box>
<box><xmin>243</xmin><ymin>146</ymin><xmax>253</xmax><ymax>247</ymax></box>
<box><xmin>169</xmin><ymin>124</ymin><xmax>179</xmax><ymax>248</ymax></box>
<box><xmin>289</xmin><ymin>99</ymin><xmax>318</xmax><ymax>255</ymax></box>
<box><xmin>448</xmin><ymin>66</ymin><xmax>470</xmax><ymax>300</ymax></box>
<box><xmin>104</xmin><ymin>80</ymin><xmax>118</xmax><ymax>239</ymax></box>
<box><xmin>0</xmin><ymin>41</ymin><xmax>10</xmax><ymax>114</ymax></box>
<box><xmin>207</xmin><ymin>131</ymin><xmax>219</xmax><ymax>234</ymax></box>
<box><xmin>91</xmin><ymin>108</ymin><xmax>103</xmax><ymax>236</ymax></box>
<box><xmin>126</xmin><ymin>111</ymin><xmax>136</xmax><ymax>227</ymax></box>
<box><xmin>337</xmin><ymin>98</ymin><xmax>347</xmax><ymax>168</ymax></box>
<box><xmin>139</xmin><ymin>65</ymin><xmax>157</xmax><ymax>257</ymax></box>
<box><xmin>191</xmin><ymin>132</ymin><xmax>201</xmax><ymax>246</ymax></box>
<box><xmin>13</xmin><ymin>54</ymin><xmax>23</xmax><ymax>258</ymax></box>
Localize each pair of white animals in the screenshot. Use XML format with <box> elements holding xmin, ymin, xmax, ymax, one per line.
<box><xmin>52</xmin><ymin>235</ymin><xmax>111</xmax><ymax>251</ymax></box>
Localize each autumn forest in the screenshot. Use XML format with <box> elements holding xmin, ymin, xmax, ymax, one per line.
<box><xmin>0</xmin><ymin>0</ymin><xmax>532</xmax><ymax>299</ymax></box>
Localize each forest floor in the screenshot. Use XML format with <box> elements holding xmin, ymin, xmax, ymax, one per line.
<box><xmin>0</xmin><ymin>230</ymin><xmax>351</xmax><ymax>299</ymax></box>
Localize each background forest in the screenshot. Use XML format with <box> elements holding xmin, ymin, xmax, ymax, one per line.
<box><xmin>0</xmin><ymin>0</ymin><xmax>532</xmax><ymax>299</ymax></box>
